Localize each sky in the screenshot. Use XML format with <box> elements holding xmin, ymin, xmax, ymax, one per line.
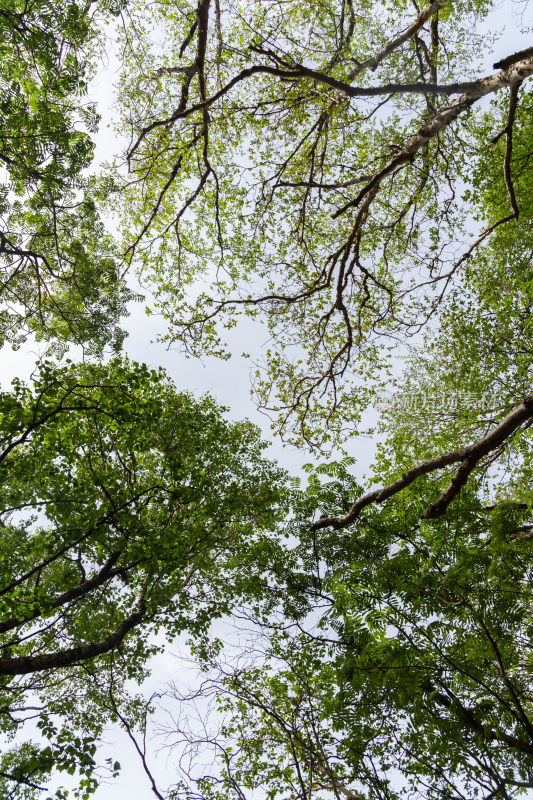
<box><xmin>1</xmin><ymin>1</ymin><xmax>532</xmax><ymax>796</ymax></box>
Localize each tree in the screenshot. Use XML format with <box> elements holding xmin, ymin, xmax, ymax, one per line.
<box><xmin>2</xmin><ymin>2</ymin><xmax>533</xmax><ymax>798</ymax></box>
<box><xmin>117</xmin><ymin>230</ymin><xmax>533</xmax><ymax>798</ymax></box>
<box><xmin>112</xmin><ymin>0</ymin><xmax>533</xmax><ymax>447</ymax></box>
<box><xmin>150</xmin><ymin>453</ymin><xmax>533</xmax><ymax>800</ymax></box>
<box><xmin>0</xmin><ymin>0</ymin><xmax>132</xmax><ymax>354</ymax></box>
<box><xmin>0</xmin><ymin>357</ymin><xmax>285</xmax><ymax>798</ymax></box>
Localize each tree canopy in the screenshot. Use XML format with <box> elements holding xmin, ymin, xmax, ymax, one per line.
<box><xmin>112</xmin><ymin>0</ymin><xmax>533</xmax><ymax>447</ymax></box>
<box><xmin>0</xmin><ymin>358</ymin><xmax>285</xmax><ymax>797</ymax></box>
<box><xmin>1</xmin><ymin>0</ymin><xmax>533</xmax><ymax>798</ymax></box>
<box><xmin>0</xmin><ymin>0</ymin><xmax>131</xmax><ymax>354</ymax></box>
<box><xmin>166</xmin><ymin>472</ymin><xmax>533</xmax><ymax>800</ymax></box>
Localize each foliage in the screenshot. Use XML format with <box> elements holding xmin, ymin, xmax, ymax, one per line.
<box><xmin>0</xmin><ymin>0</ymin><xmax>132</xmax><ymax>353</ymax></box>
<box><xmin>163</xmin><ymin>462</ymin><xmax>533</xmax><ymax>800</ymax></box>
<box><xmin>1</xmin><ymin>1</ymin><xmax>533</xmax><ymax>798</ymax></box>
<box><xmin>376</xmin><ymin>83</ymin><xmax>533</xmax><ymax>475</ymax></box>
<box><xmin>0</xmin><ymin>357</ymin><xmax>286</xmax><ymax>797</ymax></box>
<box><xmin>112</xmin><ymin>0</ymin><xmax>532</xmax><ymax>447</ymax></box>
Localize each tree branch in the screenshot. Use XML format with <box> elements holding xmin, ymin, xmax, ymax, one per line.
<box><xmin>312</xmin><ymin>394</ymin><xmax>533</xmax><ymax>530</ymax></box>
<box><xmin>332</xmin><ymin>54</ymin><xmax>533</xmax><ymax>219</ymax></box>
<box><xmin>503</xmin><ymin>81</ymin><xmax>521</xmax><ymax>218</ymax></box>
<box><xmin>0</xmin><ymin>551</ymin><xmax>122</xmax><ymax>635</ymax></box>
<box><xmin>0</xmin><ymin>592</ymin><xmax>146</xmax><ymax>676</ymax></box>
<box><xmin>346</xmin><ymin>0</ymin><xmax>445</xmax><ymax>78</ymax></box>
<box><xmin>426</xmin><ymin>683</ymin><xmax>533</xmax><ymax>757</ymax></box>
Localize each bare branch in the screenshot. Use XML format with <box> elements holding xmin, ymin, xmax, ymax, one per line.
<box><xmin>107</xmin><ymin>689</ymin><xmax>166</xmax><ymax>800</ymax></box>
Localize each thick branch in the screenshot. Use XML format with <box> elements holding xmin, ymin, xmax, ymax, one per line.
<box><xmin>130</xmin><ymin>52</ymin><xmax>533</xmax><ymax>167</ymax></box>
<box><xmin>503</xmin><ymin>82</ymin><xmax>521</xmax><ymax>218</ymax></box>
<box><xmin>0</xmin><ymin>230</ymin><xmax>52</xmax><ymax>272</ymax></box>
<box><xmin>312</xmin><ymin>394</ymin><xmax>533</xmax><ymax>530</ymax></box>
<box><xmin>346</xmin><ymin>0</ymin><xmax>446</xmax><ymax>78</ymax></box>
<box><xmin>332</xmin><ymin>54</ymin><xmax>533</xmax><ymax>218</ymax></box>
<box><xmin>493</xmin><ymin>46</ymin><xmax>533</xmax><ymax>70</ymax></box>
<box><xmin>0</xmin><ymin>551</ymin><xmax>122</xmax><ymax>635</ymax></box>
<box><xmin>0</xmin><ymin>595</ymin><xmax>146</xmax><ymax>676</ymax></box>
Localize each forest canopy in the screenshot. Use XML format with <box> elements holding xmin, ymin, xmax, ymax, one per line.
<box><xmin>0</xmin><ymin>1</ymin><xmax>532</xmax><ymax>799</ymax></box>
<box><xmin>112</xmin><ymin>0</ymin><xmax>533</xmax><ymax>447</ymax></box>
